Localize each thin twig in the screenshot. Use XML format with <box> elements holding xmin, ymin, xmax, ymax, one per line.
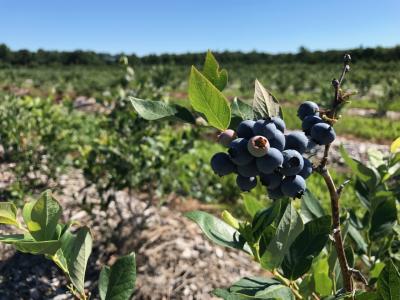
<box><xmin>337</xmin><ymin>179</ymin><xmax>351</xmax><ymax>196</ymax></box>
<box><xmin>312</xmin><ymin>292</ymin><xmax>321</xmax><ymax>300</ymax></box>
<box><xmin>316</xmin><ymin>54</ymin><xmax>355</xmax><ymax>293</ymax></box>
<box><xmin>350</xmin><ymin>268</ymin><xmax>368</xmax><ymax>285</ymax></box>
<box><xmin>319</xmin><ymin>168</ymin><xmax>353</xmax><ymax>292</ymax></box>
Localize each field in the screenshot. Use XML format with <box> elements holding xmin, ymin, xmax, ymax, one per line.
<box><xmin>0</xmin><ymin>51</ymin><xmax>399</xmax><ymax>299</ymax></box>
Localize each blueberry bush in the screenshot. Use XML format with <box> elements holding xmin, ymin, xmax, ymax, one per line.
<box><xmin>0</xmin><ymin>190</ymin><xmax>136</xmax><ymax>300</ymax></box>
<box><xmin>0</xmin><ymin>95</ymin><xmax>100</xmax><ymax>203</ymax></box>
<box><xmin>132</xmin><ymin>52</ymin><xmax>400</xmax><ymax>299</ymax></box>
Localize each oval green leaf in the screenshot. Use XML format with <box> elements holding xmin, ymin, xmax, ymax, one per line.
<box><xmin>188</xmin><ymin>67</ymin><xmax>231</xmax><ymax>130</ymax></box>
<box><xmin>253</xmin><ymin>79</ymin><xmax>283</xmax><ymax>120</ymax></box>
<box><xmin>260</xmin><ymin>203</ymin><xmax>304</xmax><ymax>269</ymax></box>
<box><xmin>0</xmin><ymin>202</ymin><xmax>18</xmax><ymax>226</ymax></box>
<box><xmin>213</xmin><ymin>276</ymin><xmax>295</xmax><ymax>300</ymax></box>
<box><xmin>185</xmin><ymin>210</ymin><xmax>250</xmax><ymax>254</ymax></box>
<box><xmin>99</xmin><ymin>253</ymin><xmax>136</xmax><ymax>300</ymax></box>
<box><xmin>282</xmin><ymin>216</ymin><xmax>331</xmax><ymax>279</ymax></box>
<box><xmin>378</xmin><ymin>260</ymin><xmax>400</xmax><ymax>300</ymax></box>
<box><xmin>202</xmin><ymin>50</ymin><xmax>228</xmax><ymax>91</ymax></box>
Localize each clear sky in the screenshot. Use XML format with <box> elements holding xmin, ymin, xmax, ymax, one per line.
<box><xmin>1</xmin><ymin>0</ymin><xmax>399</xmax><ymax>56</ymax></box>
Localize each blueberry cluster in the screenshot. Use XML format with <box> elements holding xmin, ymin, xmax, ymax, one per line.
<box><xmin>210</xmin><ymin>101</ymin><xmax>336</xmax><ymax>200</ymax></box>
<box><xmin>299</xmin><ymin>101</ymin><xmax>336</xmax><ymax>145</ymax></box>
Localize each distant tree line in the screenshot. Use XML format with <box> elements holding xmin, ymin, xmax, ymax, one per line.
<box><xmin>1</xmin><ymin>43</ymin><xmax>400</xmax><ymax>67</ymax></box>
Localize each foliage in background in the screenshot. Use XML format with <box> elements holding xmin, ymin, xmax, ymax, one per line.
<box><xmin>2</xmin><ymin>43</ymin><xmax>400</xmax><ymax>66</ymax></box>
<box><xmin>0</xmin><ymin>95</ymin><xmax>100</xmax><ymax>203</ymax></box>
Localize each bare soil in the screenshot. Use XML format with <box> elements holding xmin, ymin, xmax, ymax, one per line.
<box><xmin>0</xmin><ymin>170</ymin><xmax>264</xmax><ymax>300</ymax></box>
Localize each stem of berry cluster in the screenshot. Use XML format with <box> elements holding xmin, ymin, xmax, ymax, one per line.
<box><xmin>316</xmin><ymin>55</ymin><xmax>354</xmax><ymax>293</ymax></box>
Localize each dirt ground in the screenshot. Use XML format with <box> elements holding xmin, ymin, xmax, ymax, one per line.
<box><xmin>0</xmin><ymin>170</ymin><xmax>264</xmax><ymax>300</ymax></box>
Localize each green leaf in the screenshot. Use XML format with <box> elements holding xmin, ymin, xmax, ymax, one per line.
<box><xmin>252</xmin><ymin>79</ymin><xmax>282</xmax><ymax>120</ymax></box>
<box><xmin>213</xmin><ymin>276</ymin><xmax>295</xmax><ymax>300</ymax></box>
<box><xmin>185</xmin><ymin>211</ymin><xmax>251</xmax><ymax>254</ymax></box>
<box><xmin>173</xmin><ymin>104</ymin><xmax>196</xmax><ymax>124</ymax></box>
<box><xmin>23</xmin><ymin>190</ymin><xmax>62</xmax><ymax>241</ymax></box>
<box><xmin>99</xmin><ymin>253</ymin><xmax>136</xmax><ymax>300</ymax></box>
<box><xmin>378</xmin><ymin>260</ymin><xmax>400</xmax><ymax>300</ymax></box>
<box><xmin>252</xmin><ymin>200</ymin><xmax>281</xmax><ymax>240</ymax></box>
<box><xmin>282</xmin><ymin>216</ymin><xmax>331</xmax><ymax>279</ymax></box>
<box><xmin>202</xmin><ymin>50</ymin><xmax>228</xmax><ymax>91</ymax></box>
<box><xmin>99</xmin><ymin>266</ymin><xmax>111</xmax><ymax>300</ymax></box>
<box><xmin>231</xmin><ymin>97</ymin><xmax>254</xmax><ymax>121</ymax></box>
<box><xmin>345</xmin><ymin>245</ymin><xmax>355</xmax><ymax>268</ymax></box>
<box><xmin>22</xmin><ymin>201</ymin><xmax>37</xmax><ymax>231</ymax></box>
<box><xmin>56</xmin><ymin>227</ymin><xmax>93</xmax><ymax>294</ymax></box>
<box><xmin>0</xmin><ymin>202</ymin><xmax>18</xmax><ymax>226</ymax></box>
<box><xmin>340</xmin><ymin>145</ymin><xmax>380</xmax><ymax>186</ymax></box>
<box><xmin>312</xmin><ymin>256</ymin><xmax>333</xmax><ymax>297</ymax></box>
<box><xmin>130</xmin><ymin>97</ymin><xmax>195</xmax><ymax>124</ymax></box>
<box><xmin>221</xmin><ymin>210</ymin><xmax>240</xmax><ymax>230</ymax></box>
<box><xmin>130</xmin><ymin>97</ymin><xmax>177</xmax><ymax>120</ymax></box>
<box><xmin>242</xmin><ymin>194</ymin><xmax>264</xmax><ymax>218</ymax></box>
<box><xmin>298</xmin><ymin>275</ymin><xmax>314</xmax><ymax>299</ymax></box>
<box><xmin>0</xmin><ymin>234</ymin><xmax>61</xmax><ymax>255</ymax></box>
<box><xmin>390</xmin><ymin>137</ymin><xmax>400</xmax><ymax>153</ymax></box>
<box><xmin>348</xmin><ymin>223</ymin><xmax>368</xmax><ymax>254</ymax></box>
<box><xmin>212</xmin><ymin>288</ymin><xmax>240</xmax><ymax>300</ymax></box>
<box><xmin>0</xmin><ymin>233</ymin><xmax>26</xmax><ymax>243</ymax></box>
<box><xmin>188</xmin><ymin>66</ymin><xmax>231</xmax><ymax>130</ymax></box>
<box><xmin>369</xmin><ymin>198</ymin><xmax>398</xmax><ymax>240</ymax></box>
<box><xmin>14</xmin><ymin>240</ymin><xmax>61</xmax><ymax>255</ymax></box>
<box><xmin>394</xmin><ymin>225</ymin><xmax>400</xmax><ymax>236</ymax></box>
<box><xmin>355</xmin><ymin>291</ymin><xmax>381</xmax><ymax>300</ymax></box>
<box><xmin>384</xmin><ymin>162</ymin><xmax>400</xmax><ymax>182</ymax></box>
<box><xmin>354</xmin><ymin>180</ymin><xmax>370</xmax><ymax>209</ymax></box>
<box><xmin>368</xmin><ymin>149</ymin><xmax>385</xmax><ymax>168</ymax></box>
<box><xmin>300</xmin><ymin>189</ymin><xmax>325</xmax><ymax>222</ymax></box>
<box><xmin>260</xmin><ymin>203</ymin><xmax>304</xmax><ymax>269</ymax></box>
<box><xmin>371</xmin><ymin>262</ymin><xmax>386</xmax><ymax>279</ymax></box>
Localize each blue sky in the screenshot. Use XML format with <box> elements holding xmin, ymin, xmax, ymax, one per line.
<box><xmin>1</xmin><ymin>0</ymin><xmax>399</xmax><ymax>56</ymax></box>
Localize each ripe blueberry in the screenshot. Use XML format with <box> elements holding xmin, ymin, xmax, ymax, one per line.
<box><xmin>302</xmin><ymin>115</ymin><xmax>323</xmax><ymax>136</ymax></box>
<box><xmin>256</xmin><ymin>147</ymin><xmax>283</xmax><ymax>174</ymax></box>
<box><xmin>269</xmin><ymin>130</ymin><xmax>285</xmax><ymax>151</ymax></box>
<box><xmin>236</xmin><ymin>175</ymin><xmax>257</xmax><ymax>192</ymax></box>
<box><xmin>281</xmin><ymin>149</ymin><xmax>304</xmax><ymax>176</ymax></box>
<box><xmin>298</xmin><ymin>158</ymin><xmax>313</xmax><ymax>179</ymax></box>
<box><xmin>247</xmin><ymin>135</ymin><xmax>270</xmax><ymax>157</ymax></box>
<box><xmin>253</xmin><ymin>120</ymin><xmax>277</xmax><ymax>140</ymax></box>
<box><xmin>210</xmin><ymin>152</ymin><xmax>236</xmax><ymax>176</ymax></box>
<box><xmin>218</xmin><ymin>129</ymin><xmax>237</xmax><ymax>147</ymax></box>
<box><xmin>281</xmin><ymin>175</ymin><xmax>306</xmax><ymax>198</ymax></box>
<box><xmin>260</xmin><ymin>172</ymin><xmax>283</xmax><ymax>190</ymax></box>
<box><xmin>284</xmin><ymin>132</ymin><xmax>309</xmax><ymax>154</ymax></box>
<box><xmin>229</xmin><ymin>138</ymin><xmax>254</xmax><ymax>166</ymax></box>
<box><xmin>297</xmin><ymin>101</ymin><xmax>319</xmax><ymax>120</ymax></box>
<box><xmin>237</xmin><ymin>120</ymin><xmax>256</xmax><ymax>139</ymax></box>
<box><xmin>237</xmin><ymin>160</ymin><xmax>259</xmax><ymax>177</ymax></box>
<box><xmin>271</xmin><ymin>117</ymin><xmax>286</xmax><ymax>133</ymax></box>
<box><xmin>310</xmin><ymin>123</ymin><xmax>336</xmax><ymax>145</ymax></box>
